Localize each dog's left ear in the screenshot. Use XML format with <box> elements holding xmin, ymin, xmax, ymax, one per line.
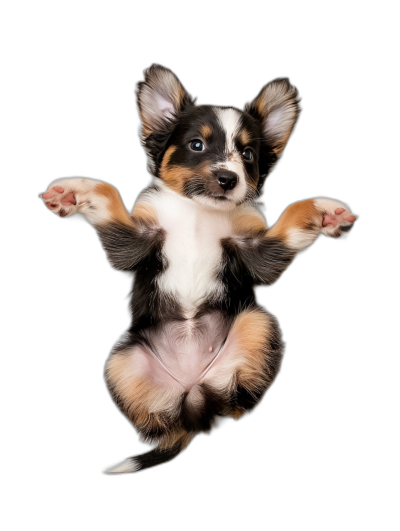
<box><xmin>246</xmin><ymin>78</ymin><xmax>300</xmax><ymax>188</ymax></box>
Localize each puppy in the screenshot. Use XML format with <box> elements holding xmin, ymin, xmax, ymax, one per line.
<box><xmin>40</xmin><ymin>65</ymin><xmax>356</xmax><ymax>473</ymax></box>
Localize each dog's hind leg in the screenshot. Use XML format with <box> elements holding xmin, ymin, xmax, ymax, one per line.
<box><xmin>200</xmin><ymin>307</ymin><xmax>284</xmax><ymax>418</ymax></box>
<box><xmin>104</xmin><ymin>343</ymin><xmax>193</xmax><ymax>473</ymax></box>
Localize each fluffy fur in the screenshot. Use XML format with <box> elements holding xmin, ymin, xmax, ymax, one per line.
<box><xmin>40</xmin><ymin>65</ymin><xmax>356</xmax><ymax>473</ymax></box>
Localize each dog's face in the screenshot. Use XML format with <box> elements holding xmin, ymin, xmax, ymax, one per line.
<box><xmin>137</xmin><ymin>65</ymin><xmax>300</xmax><ymax>209</ymax></box>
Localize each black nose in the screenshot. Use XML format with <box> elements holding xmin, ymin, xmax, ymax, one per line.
<box><xmin>216</xmin><ymin>170</ymin><xmax>238</xmax><ymax>191</ymax></box>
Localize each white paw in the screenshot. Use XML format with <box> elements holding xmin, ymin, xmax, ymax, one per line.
<box><xmin>39</xmin><ymin>178</ymin><xmax>96</xmax><ymax>217</ymax></box>
<box><xmin>315</xmin><ymin>199</ymin><xmax>357</xmax><ymax>237</ymax></box>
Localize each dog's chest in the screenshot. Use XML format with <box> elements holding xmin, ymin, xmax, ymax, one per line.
<box><xmin>151</xmin><ymin>191</ymin><xmax>232</xmax><ymax>312</ymax></box>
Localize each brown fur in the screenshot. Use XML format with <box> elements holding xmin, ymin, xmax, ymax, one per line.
<box><xmin>232</xmin><ymin>207</ymin><xmax>267</xmax><ymax>236</ymax></box>
<box><xmin>267</xmin><ymin>199</ymin><xmax>320</xmax><ymax>241</ymax></box>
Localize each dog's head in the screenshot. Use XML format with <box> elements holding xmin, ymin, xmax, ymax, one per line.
<box><xmin>137</xmin><ymin>64</ymin><xmax>300</xmax><ymax>209</ymax></box>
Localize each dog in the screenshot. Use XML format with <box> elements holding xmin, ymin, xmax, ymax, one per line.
<box><xmin>40</xmin><ymin>64</ymin><xmax>356</xmax><ymax>473</ymax></box>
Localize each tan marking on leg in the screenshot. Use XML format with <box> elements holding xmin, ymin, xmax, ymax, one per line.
<box><xmin>200</xmin><ymin>309</ymin><xmax>283</xmax><ymax>421</ymax></box>
<box><xmin>230</xmin><ymin>310</ymin><xmax>271</xmax><ymax>392</ymax></box>
<box><xmin>267</xmin><ymin>199</ymin><xmax>320</xmax><ymax>242</ymax></box>
<box><xmin>232</xmin><ymin>208</ymin><xmax>267</xmax><ymax>235</ymax></box>
<box><xmin>105</xmin><ymin>350</ymin><xmax>183</xmax><ymax>436</ymax></box>
<box><xmin>94</xmin><ymin>183</ymin><xmax>131</xmax><ymax>225</ymax></box>
<box><xmin>131</xmin><ymin>202</ymin><xmax>159</xmax><ymax>225</ymax></box>
<box><xmin>202</xmin><ymin>309</ymin><xmax>271</xmax><ymax>396</ymax></box>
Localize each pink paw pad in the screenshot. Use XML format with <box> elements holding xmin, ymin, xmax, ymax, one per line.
<box><xmin>320</xmin><ymin>202</ymin><xmax>357</xmax><ymax>237</ymax></box>
<box><xmin>40</xmin><ymin>184</ymin><xmax>77</xmax><ymax>217</ymax></box>
<box><xmin>61</xmin><ymin>192</ymin><xmax>76</xmax><ymax>206</ymax></box>
<box><xmin>323</xmin><ymin>209</ymin><xmax>356</xmax><ymax>228</ymax></box>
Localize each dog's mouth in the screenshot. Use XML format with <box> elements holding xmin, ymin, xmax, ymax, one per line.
<box><xmin>191</xmin><ymin>191</ymin><xmax>239</xmax><ymax>211</ymax></box>
<box><xmin>184</xmin><ymin>177</ymin><xmax>236</xmax><ymax>201</ymax></box>
<box><xmin>210</xmin><ymin>194</ymin><xmax>229</xmax><ymax>201</ymax></box>
<box><xmin>205</xmin><ymin>188</ymin><xmax>240</xmax><ymax>204</ymax></box>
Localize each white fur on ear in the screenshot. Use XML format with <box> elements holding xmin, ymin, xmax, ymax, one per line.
<box><xmin>154</xmin><ymin>93</ymin><xmax>175</xmax><ymax>119</ymax></box>
<box><xmin>137</xmin><ymin>64</ymin><xmax>192</xmax><ymax>136</ymax></box>
<box><xmin>263</xmin><ymin>78</ymin><xmax>299</xmax><ymax>143</ymax></box>
<box><xmin>264</xmin><ymin>107</ymin><xmax>290</xmax><ymax>140</ymax></box>
<box><xmin>247</xmin><ymin>78</ymin><xmax>300</xmax><ymax>154</ymax></box>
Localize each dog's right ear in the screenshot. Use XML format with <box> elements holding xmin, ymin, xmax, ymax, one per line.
<box><xmin>137</xmin><ymin>65</ymin><xmax>194</xmax><ymax>138</ymax></box>
<box><xmin>137</xmin><ymin>65</ymin><xmax>194</xmax><ymax>174</ymax></box>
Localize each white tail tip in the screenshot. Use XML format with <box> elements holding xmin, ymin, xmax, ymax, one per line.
<box><xmin>104</xmin><ymin>458</ymin><xmax>140</xmax><ymax>474</ymax></box>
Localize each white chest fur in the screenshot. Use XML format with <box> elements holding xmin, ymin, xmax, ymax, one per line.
<box><xmin>150</xmin><ymin>187</ymin><xmax>233</xmax><ymax>314</ymax></box>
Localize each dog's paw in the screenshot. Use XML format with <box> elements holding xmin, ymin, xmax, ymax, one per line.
<box><xmin>40</xmin><ymin>181</ymin><xmax>79</xmax><ymax>217</ymax></box>
<box><xmin>39</xmin><ymin>178</ymin><xmax>98</xmax><ymax>218</ymax></box>
<box><xmin>315</xmin><ymin>199</ymin><xmax>357</xmax><ymax>237</ymax></box>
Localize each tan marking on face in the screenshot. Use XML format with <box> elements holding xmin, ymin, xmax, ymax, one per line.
<box><xmin>232</xmin><ymin>209</ymin><xmax>267</xmax><ymax>235</ymax></box>
<box><xmin>159</xmin><ymin>146</ymin><xmax>187</xmax><ymax>194</ymax></box>
<box><xmin>200</xmin><ymin>124</ymin><xmax>213</xmax><ymax>140</ymax></box>
<box><xmin>267</xmin><ymin>199</ymin><xmax>319</xmax><ymax>241</ymax></box>
<box><xmin>160</xmin><ymin>146</ymin><xmax>211</xmax><ymax>195</ymax></box>
<box><xmin>94</xmin><ymin>182</ymin><xmax>130</xmax><ymax>225</ymax></box>
<box><xmin>160</xmin><ymin>165</ymin><xmax>193</xmax><ymax>194</ymax></box>
<box><xmin>239</xmin><ymin>129</ymin><xmax>251</xmax><ymax>146</ymax></box>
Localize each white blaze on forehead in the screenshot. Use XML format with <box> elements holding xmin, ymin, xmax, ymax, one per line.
<box><xmin>215</xmin><ymin>107</ymin><xmax>242</xmax><ymax>152</ymax></box>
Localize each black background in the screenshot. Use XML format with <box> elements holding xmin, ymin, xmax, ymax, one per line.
<box><xmin>17</xmin><ymin>11</ymin><xmax>384</xmax><ymax>528</ymax></box>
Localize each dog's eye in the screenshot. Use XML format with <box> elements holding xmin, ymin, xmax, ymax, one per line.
<box><xmin>242</xmin><ymin>148</ymin><xmax>254</xmax><ymax>161</ymax></box>
<box><xmin>190</xmin><ymin>140</ymin><xmax>205</xmax><ymax>152</ymax></box>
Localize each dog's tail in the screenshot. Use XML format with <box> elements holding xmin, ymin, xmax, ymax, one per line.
<box><xmin>105</xmin><ymin>431</ymin><xmax>193</xmax><ymax>474</ymax></box>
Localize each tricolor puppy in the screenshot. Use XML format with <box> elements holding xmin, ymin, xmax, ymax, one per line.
<box><xmin>40</xmin><ymin>65</ymin><xmax>356</xmax><ymax>473</ymax></box>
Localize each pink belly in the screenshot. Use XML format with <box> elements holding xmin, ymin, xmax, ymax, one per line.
<box><xmin>141</xmin><ymin>312</ymin><xmax>230</xmax><ymax>389</ymax></box>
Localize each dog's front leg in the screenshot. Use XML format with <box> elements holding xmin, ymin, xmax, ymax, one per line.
<box><xmin>40</xmin><ymin>178</ymin><xmax>163</xmax><ymax>270</ymax></box>
<box><xmin>235</xmin><ymin>198</ymin><xmax>356</xmax><ymax>285</ymax></box>
<box><xmin>269</xmin><ymin>198</ymin><xmax>357</xmax><ymax>245</ymax></box>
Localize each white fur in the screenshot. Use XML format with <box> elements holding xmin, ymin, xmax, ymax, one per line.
<box><xmin>216</xmin><ymin>107</ymin><xmax>241</xmax><ymax>152</ymax></box>
<box><xmin>286</xmin><ymin>228</ymin><xmax>317</xmax><ymax>250</ymax></box>
<box><xmin>314</xmin><ymin>198</ymin><xmax>349</xmax><ymax>212</ymax></box>
<box><xmin>314</xmin><ymin>198</ymin><xmax>354</xmax><ymax>237</ymax></box>
<box><xmin>154</xmin><ymin>93</ymin><xmax>175</xmax><ymax>120</ymax></box>
<box><xmin>150</xmin><ymin>182</ymin><xmax>233</xmax><ymax>316</ymax></box>
<box><xmin>41</xmin><ymin>178</ymin><xmax>111</xmax><ymax>225</ymax></box>
<box><xmin>259</xmin><ymin>81</ymin><xmax>298</xmax><ymax>144</ymax></box>
<box><xmin>150</xmin><ymin>190</ymin><xmax>265</xmax><ymax>317</ymax></box>
<box><xmin>214</xmin><ymin>108</ymin><xmax>248</xmax><ymax>203</ymax></box>
<box><xmin>105</xmin><ymin>458</ymin><xmax>140</xmax><ymax>474</ymax></box>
